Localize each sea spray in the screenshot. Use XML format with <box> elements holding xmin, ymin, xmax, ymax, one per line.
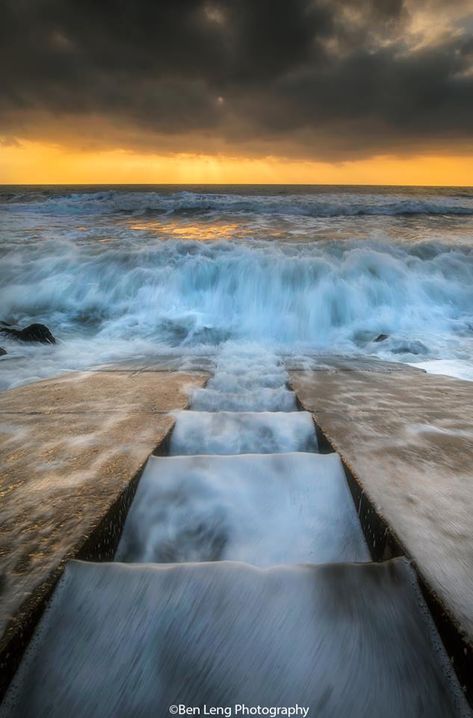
<box><xmin>1</xmin><ymin>185</ymin><xmax>473</xmax><ymax>389</ymax></box>
<box><xmin>2</xmin><ymin>239</ymin><xmax>472</xmax><ymax>349</ymax></box>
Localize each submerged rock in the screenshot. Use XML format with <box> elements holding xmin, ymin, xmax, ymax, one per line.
<box><xmin>391</xmin><ymin>340</ymin><xmax>429</xmax><ymax>356</ymax></box>
<box><xmin>0</xmin><ymin>323</ymin><xmax>56</xmax><ymax>345</ymax></box>
<box><xmin>0</xmin><ymin>347</ymin><xmax>6</xmax><ymax>356</ymax></box>
<box><xmin>353</xmin><ymin>331</ymin><xmax>390</xmax><ymax>347</ymax></box>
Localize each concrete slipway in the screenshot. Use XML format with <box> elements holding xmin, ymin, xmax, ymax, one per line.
<box><xmin>0</xmin><ymin>357</ymin><xmax>472</xmax><ymax>711</ymax></box>
<box><xmin>289</xmin><ymin>359</ymin><xmax>473</xmax><ymax>696</ymax></box>
<box><xmin>0</xmin><ymin>368</ymin><xmax>208</xmax><ymax>694</ymax></box>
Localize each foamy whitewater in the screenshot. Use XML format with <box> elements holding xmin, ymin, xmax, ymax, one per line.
<box><xmin>115</xmin><ymin>452</ymin><xmax>369</xmax><ymax>565</ymax></box>
<box><xmin>169</xmin><ymin>411</ymin><xmax>318</xmax><ymax>454</ymax></box>
<box><xmin>1</xmin><ymin>184</ymin><xmax>472</xmax><ymax>388</ymax></box>
<box><xmin>3</xmin><ymin>560</ymin><xmax>470</xmax><ymax>718</ymax></box>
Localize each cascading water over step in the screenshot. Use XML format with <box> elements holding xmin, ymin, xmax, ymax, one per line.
<box><xmin>190</xmin><ymin>387</ymin><xmax>298</xmax><ymax>412</ymax></box>
<box><xmin>115</xmin><ymin>453</ymin><xmax>369</xmax><ymax>565</ymax></box>
<box><xmin>169</xmin><ymin>411</ymin><xmax>318</xmax><ymax>455</ymax></box>
<box><xmin>1</xmin><ymin>559</ymin><xmax>469</xmax><ymax>718</ymax></box>
<box><xmin>2</xmin><ymin>348</ymin><xmax>471</xmax><ymax>717</ymax></box>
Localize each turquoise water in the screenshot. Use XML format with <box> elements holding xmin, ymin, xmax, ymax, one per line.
<box><xmin>1</xmin><ymin>184</ymin><xmax>472</xmax><ymax>388</ymax></box>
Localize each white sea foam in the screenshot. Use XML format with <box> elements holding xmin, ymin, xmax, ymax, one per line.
<box><xmin>190</xmin><ymin>386</ymin><xmax>297</xmax><ymax>411</ymax></box>
<box><xmin>189</xmin><ymin>344</ymin><xmax>298</xmax><ymax>410</ymax></box>
<box><xmin>410</xmin><ymin>359</ymin><xmax>473</xmax><ymax>382</ymax></box>
<box><xmin>1</xmin><ymin>187</ymin><xmax>473</xmax><ymax>389</ymax></box>
<box><xmin>115</xmin><ymin>452</ymin><xmax>370</xmax><ymax>565</ymax></box>
<box><xmin>2</xmin><ymin>559</ymin><xmax>470</xmax><ymax>718</ymax></box>
<box><xmin>2</xmin><ymin>238</ymin><xmax>471</xmax><ymax>353</ymax></box>
<box><xmin>170</xmin><ymin>411</ymin><xmax>318</xmax><ymax>455</ymax></box>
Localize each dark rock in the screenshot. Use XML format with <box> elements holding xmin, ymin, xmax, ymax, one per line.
<box><xmin>391</xmin><ymin>340</ymin><xmax>428</xmax><ymax>356</ymax></box>
<box><xmin>0</xmin><ymin>347</ymin><xmax>6</xmax><ymax>356</ymax></box>
<box><xmin>373</xmin><ymin>333</ymin><xmax>389</xmax><ymax>343</ymax></box>
<box><xmin>352</xmin><ymin>330</ymin><xmax>376</xmax><ymax>347</ymax></box>
<box><xmin>0</xmin><ymin>323</ymin><xmax>56</xmax><ymax>345</ymax></box>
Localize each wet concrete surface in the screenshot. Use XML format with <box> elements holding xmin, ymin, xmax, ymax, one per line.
<box><xmin>290</xmin><ymin>363</ymin><xmax>473</xmax><ymax>652</ymax></box>
<box><xmin>1</xmin><ymin>558</ymin><xmax>470</xmax><ymax>718</ymax></box>
<box><xmin>0</xmin><ymin>369</ymin><xmax>208</xmax><ymax>694</ymax></box>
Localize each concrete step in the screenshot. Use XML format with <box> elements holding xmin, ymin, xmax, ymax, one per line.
<box><xmin>115</xmin><ymin>452</ymin><xmax>370</xmax><ymax>565</ymax></box>
<box><xmin>1</xmin><ymin>559</ymin><xmax>469</xmax><ymax>718</ymax></box>
<box><xmin>190</xmin><ymin>387</ymin><xmax>297</xmax><ymax>411</ymax></box>
<box><xmin>206</xmin><ymin>369</ymin><xmax>288</xmax><ymax>391</ymax></box>
<box><xmin>169</xmin><ymin>411</ymin><xmax>318</xmax><ymax>455</ymax></box>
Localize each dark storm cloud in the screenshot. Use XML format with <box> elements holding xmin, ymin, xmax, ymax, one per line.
<box><xmin>0</xmin><ymin>0</ymin><xmax>471</xmax><ymax>159</ymax></box>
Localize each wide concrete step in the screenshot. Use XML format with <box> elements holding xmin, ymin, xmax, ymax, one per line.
<box><xmin>1</xmin><ymin>559</ymin><xmax>470</xmax><ymax>718</ymax></box>
<box><xmin>115</xmin><ymin>452</ymin><xmax>370</xmax><ymax>565</ymax></box>
<box><xmin>169</xmin><ymin>410</ymin><xmax>318</xmax><ymax>455</ymax></box>
<box><xmin>190</xmin><ymin>386</ymin><xmax>297</xmax><ymax>411</ymax></box>
<box><xmin>206</xmin><ymin>369</ymin><xmax>288</xmax><ymax>391</ymax></box>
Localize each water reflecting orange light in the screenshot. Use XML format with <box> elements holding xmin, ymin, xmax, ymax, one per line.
<box><xmin>129</xmin><ymin>220</ymin><xmax>242</xmax><ymax>240</ymax></box>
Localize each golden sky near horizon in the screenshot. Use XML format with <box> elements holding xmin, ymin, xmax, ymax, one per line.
<box><xmin>1</xmin><ymin>141</ymin><xmax>472</xmax><ymax>186</ymax></box>
<box><xmin>1</xmin><ymin>0</ymin><xmax>472</xmax><ymax>185</ymax></box>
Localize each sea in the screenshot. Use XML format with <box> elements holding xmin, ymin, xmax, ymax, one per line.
<box><xmin>0</xmin><ymin>184</ymin><xmax>472</xmax><ymax>390</ymax></box>
<box><xmin>2</xmin><ymin>186</ymin><xmax>472</xmax><ymax>718</ymax></box>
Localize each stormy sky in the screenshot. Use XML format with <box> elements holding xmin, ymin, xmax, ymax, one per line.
<box><xmin>0</xmin><ymin>0</ymin><xmax>472</xmax><ymax>161</ymax></box>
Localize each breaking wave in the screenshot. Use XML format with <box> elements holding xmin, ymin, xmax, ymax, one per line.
<box><xmin>1</xmin><ymin>239</ymin><xmax>472</xmax><ymax>347</ymax></box>
<box><xmin>1</xmin><ymin>185</ymin><xmax>473</xmax><ymax>388</ymax></box>
<box><xmin>2</xmin><ymin>188</ymin><xmax>473</xmax><ymax>217</ymax></box>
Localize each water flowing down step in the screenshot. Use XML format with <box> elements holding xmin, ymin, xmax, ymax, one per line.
<box><xmin>1</xmin><ymin>559</ymin><xmax>470</xmax><ymax>718</ymax></box>
<box><xmin>190</xmin><ymin>386</ymin><xmax>297</xmax><ymax>412</ymax></box>
<box><xmin>190</xmin><ymin>347</ymin><xmax>296</xmax><ymax>411</ymax></box>
<box><xmin>206</xmin><ymin>369</ymin><xmax>288</xmax><ymax>392</ymax></box>
<box><xmin>169</xmin><ymin>411</ymin><xmax>318</xmax><ymax>455</ymax></box>
<box><xmin>5</xmin><ymin>345</ymin><xmax>469</xmax><ymax>716</ymax></box>
<box><xmin>115</xmin><ymin>453</ymin><xmax>370</xmax><ymax>565</ymax></box>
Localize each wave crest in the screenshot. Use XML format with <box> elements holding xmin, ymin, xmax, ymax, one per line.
<box><xmin>2</xmin><ymin>239</ymin><xmax>472</xmax><ymax>352</ymax></box>
<box><xmin>2</xmin><ymin>188</ymin><xmax>473</xmax><ymax>217</ymax></box>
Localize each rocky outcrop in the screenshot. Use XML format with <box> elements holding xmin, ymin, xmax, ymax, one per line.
<box><xmin>0</xmin><ymin>323</ymin><xmax>56</xmax><ymax>345</ymax></box>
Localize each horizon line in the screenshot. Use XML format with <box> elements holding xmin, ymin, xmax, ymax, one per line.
<box><xmin>1</xmin><ymin>181</ymin><xmax>472</xmax><ymax>189</ymax></box>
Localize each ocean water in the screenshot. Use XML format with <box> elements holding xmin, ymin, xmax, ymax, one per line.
<box><xmin>1</xmin><ymin>184</ymin><xmax>472</xmax><ymax>389</ymax></box>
